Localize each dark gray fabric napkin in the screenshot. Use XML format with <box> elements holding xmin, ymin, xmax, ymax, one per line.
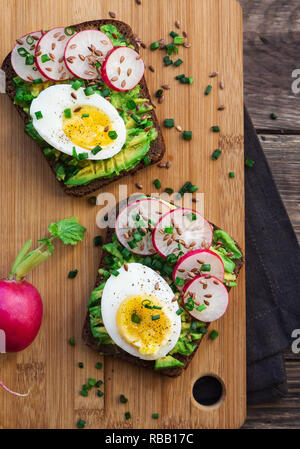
<box><xmin>244</xmin><ymin>107</ymin><xmax>300</xmax><ymax>404</ymax></box>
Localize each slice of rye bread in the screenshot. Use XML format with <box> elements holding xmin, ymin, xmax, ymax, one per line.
<box><xmin>82</xmin><ymin>200</ymin><xmax>244</xmax><ymax>378</ymax></box>
<box><xmin>1</xmin><ymin>20</ymin><xmax>166</xmax><ymax>197</ymax></box>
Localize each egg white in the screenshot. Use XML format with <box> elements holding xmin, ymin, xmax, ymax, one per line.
<box><xmin>29</xmin><ymin>84</ymin><xmax>126</xmax><ymax>160</ymax></box>
<box><xmin>101</xmin><ymin>263</ymin><xmax>181</xmax><ymax>360</ymax></box>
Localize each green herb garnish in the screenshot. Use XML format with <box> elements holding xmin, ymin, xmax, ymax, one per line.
<box><xmin>211</xmin><ymin>149</ymin><xmax>222</xmax><ymax>160</ymax></box>
<box><xmin>35</xmin><ymin>110</ymin><xmax>43</xmax><ymax>120</ymax></box>
<box><xmin>69</xmin><ymin>336</ymin><xmax>75</xmax><ymax>346</ymax></box>
<box><xmin>68</xmin><ymin>269</ymin><xmax>78</xmax><ymax>279</ymax></box>
<box><xmin>41</xmin><ymin>54</ymin><xmax>50</xmax><ymax>63</ymax></box>
<box><xmin>120</xmin><ymin>394</ymin><xmax>128</xmax><ymax>403</ymax></box>
<box><xmin>95</xmin><ymin>362</ymin><xmax>103</xmax><ymax>370</ymax></box>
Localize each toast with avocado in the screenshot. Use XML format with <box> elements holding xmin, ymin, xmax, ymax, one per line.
<box><xmin>82</xmin><ymin>197</ymin><xmax>244</xmax><ymax>377</ymax></box>
<box><xmin>1</xmin><ymin>20</ymin><xmax>165</xmax><ymax>197</ymax></box>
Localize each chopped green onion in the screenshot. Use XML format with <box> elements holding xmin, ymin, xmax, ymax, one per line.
<box><xmin>245</xmin><ymin>158</ymin><xmax>255</xmax><ymax>168</ymax></box>
<box><xmin>25</xmin><ymin>55</ymin><xmax>34</xmax><ymax>65</ymax></box>
<box><xmin>131</xmin><ymin>313</ymin><xmax>141</xmax><ymax>324</ymax></box>
<box><xmin>68</xmin><ymin>269</ymin><xmax>78</xmax><ymax>279</ymax></box>
<box><xmin>88</xmin><ymin>378</ymin><xmax>96</xmax><ymax>387</ymax></box>
<box><xmin>82</xmin><ymin>113</ymin><xmax>89</xmax><ymax>118</ymax></box>
<box><xmin>120</xmin><ymin>394</ymin><xmax>128</xmax><ymax>403</ymax></box>
<box><xmin>124</xmin><ymin>412</ymin><xmax>131</xmax><ymax>420</ymax></box>
<box><xmin>95</xmin><ymin>362</ymin><xmax>103</xmax><ymax>369</ymax></box>
<box><xmin>76</xmin><ymin>419</ymin><xmax>86</xmax><ymax>428</ymax></box>
<box><xmin>111</xmin><ymin>270</ymin><xmax>119</xmax><ymax>277</ymax></box>
<box><xmin>270</xmin><ymin>112</ymin><xmax>277</xmax><ymax>120</ymax></box>
<box><xmin>108</xmin><ymin>130</ymin><xmax>118</xmax><ymax>140</ymax></box>
<box><xmin>155</xmin><ymin>89</ymin><xmax>163</xmax><ymax>98</ymax></box>
<box><xmin>196</xmin><ymin>304</ymin><xmax>207</xmax><ymax>312</ymax></box>
<box><xmin>64</xmin><ymin>26</ymin><xmax>75</xmax><ymax>36</ymax></box>
<box><xmin>33</xmin><ymin>78</ymin><xmax>43</xmax><ymax>84</ymax></box>
<box><xmin>152</xmin><ymin>413</ymin><xmax>159</xmax><ymax>419</ymax></box>
<box><xmin>187</xmin><ymin>212</ymin><xmax>197</xmax><ymax>221</ymax></box>
<box><xmin>210</xmin><ymin>330</ymin><xmax>219</xmax><ymax>340</ymax></box>
<box><xmin>153</xmin><ymin>179</ymin><xmax>161</xmax><ymax>189</ymax></box>
<box><xmin>131</xmin><ymin>113</ymin><xmax>141</xmax><ymax>124</ymax></box>
<box><xmin>174</xmin><ymin>58</ymin><xmax>183</xmax><ymax>67</ymax></box>
<box><xmin>170</xmin><ymin>31</ymin><xmax>179</xmax><ymax>38</ymax></box>
<box><xmin>150</xmin><ymin>41</ymin><xmax>159</xmax><ymax>50</ymax></box>
<box><xmin>175</xmin><ymin>73</ymin><xmax>185</xmax><ymax>80</ymax></box>
<box><xmin>95</xmin><ymin>61</ymin><xmax>100</xmax><ymax>68</ymax></box>
<box><xmin>189</xmin><ymin>185</ymin><xmax>198</xmax><ymax>193</ymax></box>
<box><xmin>17</xmin><ymin>47</ymin><xmax>28</xmax><ymax>57</ymax></box>
<box><xmin>80</xmin><ymin>390</ymin><xmax>88</xmax><ymax>397</ymax></box>
<box><xmin>164</xmin><ymin>226</ymin><xmax>174</xmax><ymax>234</ymax></box>
<box><xmin>95</xmin><ymin>380</ymin><xmax>103</xmax><ymax>388</ymax></box>
<box><xmin>164</xmin><ymin>187</ymin><xmax>174</xmax><ymax>194</ymax></box>
<box><xmin>205</xmin><ymin>85</ymin><xmax>212</xmax><ymax>95</ymax></box>
<box><xmin>26</xmin><ymin>35</ymin><xmax>34</xmax><ymax>45</ymax></box>
<box><xmin>101</xmin><ymin>88</ymin><xmax>110</xmax><ymax>97</ymax></box>
<box><xmin>84</xmin><ymin>86</ymin><xmax>95</xmax><ymax>96</ymax></box>
<box><xmin>69</xmin><ymin>336</ymin><xmax>75</xmax><ymax>346</ymax></box>
<box><xmin>176</xmin><ymin>307</ymin><xmax>184</xmax><ymax>315</ymax></box>
<box><xmin>78</xmin><ymin>152</ymin><xmax>89</xmax><ymax>160</ymax></box>
<box><xmin>211</xmin><ymin>126</ymin><xmax>220</xmax><ymax>132</ymax></box>
<box><xmin>164</xmin><ymin>58</ymin><xmax>173</xmax><ymax>66</ymax></box>
<box><xmin>97</xmin><ymin>390</ymin><xmax>104</xmax><ymax>397</ymax></box>
<box><xmin>185</xmin><ymin>298</ymin><xmax>194</xmax><ymax>311</ymax></box>
<box><xmin>87</xmin><ymin>196</ymin><xmax>97</xmax><ymax>206</ymax></box>
<box><xmin>128</xmin><ymin>240</ymin><xmax>137</xmax><ymax>249</ymax></box>
<box><xmin>41</xmin><ymin>54</ymin><xmax>51</xmax><ymax>63</ymax></box>
<box><xmin>180</xmin><ymin>77</ymin><xmax>190</xmax><ymax>84</ymax></box>
<box><xmin>94</xmin><ymin>236</ymin><xmax>103</xmax><ymax>247</ymax></box>
<box><xmin>153</xmin><ymin>305</ymin><xmax>162</xmax><ymax>310</ymax></box>
<box><xmin>183</xmin><ymin>131</ymin><xmax>192</xmax><ymax>140</ymax></box>
<box><xmin>92</xmin><ymin>145</ymin><xmax>102</xmax><ymax>155</ymax></box>
<box><xmin>211</xmin><ymin>149</ymin><xmax>222</xmax><ymax>160</ymax></box>
<box><xmin>165</xmin><ymin>43</ymin><xmax>178</xmax><ymax>55</ymax></box>
<box><xmin>78</xmin><ymin>362</ymin><xmax>84</xmax><ymax>368</ymax></box>
<box><xmin>126</xmin><ymin>99</ymin><xmax>136</xmax><ymax>110</ymax></box>
<box><xmin>64</xmin><ymin>108</ymin><xmax>72</xmax><ymax>119</ymax></box>
<box><xmin>188</xmin><ymin>77</ymin><xmax>194</xmax><ymax>84</ymax></box>
<box><xmin>201</xmin><ymin>264</ymin><xmax>211</xmax><ymax>272</ymax></box>
<box><xmin>174</xmin><ymin>36</ymin><xmax>184</xmax><ymax>45</ymax></box>
<box><xmin>164</xmin><ymin>118</ymin><xmax>175</xmax><ymax>128</ymax></box>
<box><xmin>143</xmin><ymin>155</ymin><xmax>150</xmax><ymax>165</ymax></box>
<box><xmin>34</xmin><ymin>111</ymin><xmax>43</xmax><ymax>120</ymax></box>
<box><xmin>151</xmin><ymin>315</ymin><xmax>160</xmax><ymax>321</ymax></box>
<box><xmin>229</xmin><ymin>172</ymin><xmax>235</xmax><ymax>178</ymax></box>
<box><xmin>175</xmin><ymin>277</ymin><xmax>185</xmax><ymax>286</ymax></box>
<box><xmin>72</xmin><ymin>79</ymin><xmax>83</xmax><ymax>90</ymax></box>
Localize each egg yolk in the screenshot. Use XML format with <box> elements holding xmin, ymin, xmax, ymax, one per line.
<box><xmin>116</xmin><ymin>295</ymin><xmax>172</xmax><ymax>356</ymax></box>
<box><xmin>62</xmin><ymin>105</ymin><xmax>114</xmax><ymax>150</ymax></box>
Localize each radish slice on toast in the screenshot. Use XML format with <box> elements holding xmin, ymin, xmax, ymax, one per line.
<box><xmin>11</xmin><ymin>31</ymin><xmax>47</xmax><ymax>82</ymax></box>
<box><xmin>35</xmin><ymin>27</ymin><xmax>73</xmax><ymax>81</ymax></box>
<box><xmin>115</xmin><ymin>198</ymin><xmax>171</xmax><ymax>255</ymax></box>
<box><xmin>183</xmin><ymin>275</ymin><xmax>229</xmax><ymax>322</ymax></box>
<box><xmin>101</xmin><ymin>46</ymin><xmax>145</xmax><ymax>91</ymax></box>
<box><xmin>64</xmin><ymin>30</ymin><xmax>113</xmax><ymax>80</ymax></box>
<box><xmin>173</xmin><ymin>249</ymin><xmax>224</xmax><ymax>290</ymax></box>
<box><xmin>152</xmin><ymin>208</ymin><xmax>213</xmax><ymax>259</ymax></box>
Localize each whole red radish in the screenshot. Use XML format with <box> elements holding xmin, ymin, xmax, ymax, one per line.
<box><xmin>0</xmin><ymin>217</ymin><xmax>86</xmax><ymax>354</ymax></box>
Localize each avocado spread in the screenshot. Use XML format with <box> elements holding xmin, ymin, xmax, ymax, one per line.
<box><xmin>12</xmin><ymin>25</ymin><xmax>157</xmax><ymax>187</ymax></box>
<box><xmin>88</xmin><ymin>226</ymin><xmax>241</xmax><ymax>370</ymax></box>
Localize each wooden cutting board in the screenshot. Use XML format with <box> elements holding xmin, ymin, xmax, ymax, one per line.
<box><xmin>0</xmin><ymin>0</ymin><xmax>245</xmax><ymax>429</ymax></box>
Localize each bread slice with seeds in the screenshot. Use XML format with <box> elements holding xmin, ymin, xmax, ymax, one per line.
<box><xmin>1</xmin><ymin>20</ymin><xmax>165</xmax><ymax>197</ymax></box>
<box><xmin>82</xmin><ymin>198</ymin><xmax>244</xmax><ymax>377</ymax></box>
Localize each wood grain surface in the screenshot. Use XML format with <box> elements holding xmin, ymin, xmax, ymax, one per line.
<box><xmin>240</xmin><ymin>0</ymin><xmax>300</xmax><ymax>429</ymax></box>
<box><xmin>0</xmin><ymin>0</ymin><xmax>245</xmax><ymax>429</ymax></box>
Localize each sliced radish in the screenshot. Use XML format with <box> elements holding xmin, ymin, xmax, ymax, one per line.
<box><xmin>101</xmin><ymin>46</ymin><xmax>145</xmax><ymax>92</ymax></box>
<box><xmin>173</xmin><ymin>249</ymin><xmax>224</xmax><ymax>291</ymax></box>
<box><xmin>183</xmin><ymin>275</ymin><xmax>229</xmax><ymax>322</ymax></box>
<box><xmin>64</xmin><ymin>29</ymin><xmax>113</xmax><ymax>80</ymax></box>
<box><xmin>35</xmin><ymin>27</ymin><xmax>73</xmax><ymax>81</ymax></box>
<box><xmin>11</xmin><ymin>31</ymin><xmax>47</xmax><ymax>83</ymax></box>
<box><xmin>115</xmin><ymin>198</ymin><xmax>172</xmax><ymax>255</ymax></box>
<box><xmin>152</xmin><ymin>208</ymin><xmax>213</xmax><ymax>259</ymax></box>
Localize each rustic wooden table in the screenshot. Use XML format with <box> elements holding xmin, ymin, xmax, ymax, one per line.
<box><xmin>240</xmin><ymin>0</ymin><xmax>300</xmax><ymax>429</ymax></box>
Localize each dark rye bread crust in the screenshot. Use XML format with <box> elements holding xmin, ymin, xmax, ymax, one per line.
<box><xmin>1</xmin><ymin>20</ymin><xmax>165</xmax><ymax>197</ymax></box>
<box><xmin>82</xmin><ymin>201</ymin><xmax>244</xmax><ymax>377</ymax></box>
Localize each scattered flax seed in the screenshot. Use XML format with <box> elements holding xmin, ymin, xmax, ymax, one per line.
<box><xmin>213</xmin><ymin>280</ymin><xmax>219</xmax><ymax>285</ymax></box>
<box><xmin>58</xmin><ymin>66</ymin><xmax>63</xmax><ymax>73</ymax></box>
<box><xmin>136</xmin><ymin>0</ymin><xmax>142</xmax><ymax>4</ymax></box>
<box><xmin>148</xmin><ymin>65</ymin><xmax>155</xmax><ymax>73</ymax></box>
<box><xmin>32</xmin><ymin>35</ymin><xmax>39</xmax><ymax>41</ymax></box>
<box><xmin>135</xmin><ymin>183</ymin><xmax>143</xmax><ymax>190</ymax></box>
<box><xmin>121</xmin><ymin>80</ymin><xmax>126</xmax><ymax>88</ymax></box>
<box><xmin>67</xmin><ymin>56</ymin><xmax>75</xmax><ymax>63</ymax></box>
<box><xmin>141</xmin><ymin>42</ymin><xmax>146</xmax><ymax>49</ymax></box>
<box><xmin>16</xmin><ymin>38</ymin><xmax>24</xmax><ymax>45</ymax></box>
<box><xmin>167</xmin><ymin>239</ymin><xmax>173</xmax><ymax>246</ymax></box>
<box><xmin>158</xmin><ymin>95</ymin><xmax>165</xmax><ymax>104</ymax></box>
<box><xmin>191</xmin><ymin>267</ymin><xmax>199</xmax><ymax>273</ymax></box>
<box><xmin>54</xmin><ymin>32</ymin><xmax>60</xmax><ymax>38</ymax></box>
<box><xmin>189</xmin><ymin>241</ymin><xmax>197</xmax><ymax>248</ymax></box>
<box><xmin>111</xmin><ymin>76</ymin><xmax>119</xmax><ymax>82</ymax></box>
<box><xmin>109</xmin><ymin>11</ymin><xmax>116</xmax><ymax>18</ymax></box>
<box><xmin>204</xmin><ymin>294</ymin><xmax>212</xmax><ymax>298</ymax></box>
<box><xmin>226</xmin><ymin>252</ymin><xmax>234</xmax><ymax>257</ymax></box>
<box><xmin>209</xmin><ymin>71</ymin><xmax>218</xmax><ymax>77</ymax></box>
<box><xmin>220</xmin><ymin>80</ymin><xmax>225</xmax><ymax>89</ymax></box>
<box><xmin>178</xmin><ymin>268</ymin><xmax>185</xmax><ymax>273</ymax></box>
<box><xmin>192</xmin><ymin>199</ymin><xmax>199</xmax><ymax>203</ymax></box>
<box><xmin>140</xmin><ymin>242</ymin><xmax>145</xmax><ymax>251</ymax></box>
<box><xmin>49</xmin><ymin>53</ymin><xmax>55</xmax><ymax>60</ymax></box>
<box><xmin>60</xmin><ymin>73</ymin><xmax>67</xmax><ymax>80</ymax></box>
<box><xmin>163</xmin><ymin>235</ymin><xmax>169</xmax><ymax>241</ymax></box>
<box><xmin>70</xmin><ymin>44</ymin><xmax>77</xmax><ymax>49</ymax></box>
<box><xmin>214</xmin><ymin>244</ymin><xmax>222</xmax><ymax>250</ymax></box>
<box><xmin>157</xmin><ymin>162</ymin><xmax>166</xmax><ymax>168</ymax></box>
<box><xmin>172</xmin><ymin>296</ymin><xmax>177</xmax><ymax>302</ymax></box>
<box><xmin>127</xmin><ymin>68</ymin><xmax>132</xmax><ymax>76</ymax></box>
<box><xmin>175</xmin><ymin>20</ymin><xmax>180</xmax><ymax>29</ymax></box>
<box><xmin>45</xmin><ymin>67</ymin><xmax>52</xmax><ymax>72</ymax></box>
<box><xmin>124</xmin><ymin>264</ymin><xmax>129</xmax><ymax>271</ymax></box>
<box><xmin>183</xmin><ymin>31</ymin><xmax>188</xmax><ymax>38</ymax></box>
<box><xmin>104</xmin><ymin>126</ymin><xmax>109</xmax><ymax>132</ymax></box>
<box><xmin>120</xmin><ymin>55</ymin><xmax>125</xmax><ymax>63</ymax></box>
<box><xmin>71</xmin><ymin>92</ymin><xmax>77</xmax><ymax>99</ymax></box>
<box><xmin>36</xmin><ymin>45</ymin><xmax>41</xmax><ymax>52</ymax></box>
<box><xmin>176</xmin><ymin>125</ymin><xmax>183</xmax><ymax>132</ymax></box>
<box><xmin>136</xmin><ymin>55</ymin><xmax>142</xmax><ymax>60</ymax></box>
<box><xmin>166</xmin><ymin>161</ymin><xmax>171</xmax><ymax>169</ymax></box>
<box><xmin>183</xmin><ymin>42</ymin><xmax>191</xmax><ymax>48</ymax></box>
<box><xmin>79</xmin><ymin>54</ymin><xmax>85</xmax><ymax>61</ymax></box>
<box><xmin>197</xmin><ymin>259</ymin><xmax>205</xmax><ymax>264</ymax></box>
<box><xmin>123</xmin><ymin>233</ymin><xmax>129</xmax><ymax>239</ymax></box>
<box><xmin>58</xmin><ymin>34</ymin><xmax>66</xmax><ymax>41</ymax></box>
<box><xmin>218</xmin><ymin>105</ymin><xmax>225</xmax><ymax>111</ymax></box>
<box><xmin>27</xmin><ymin>75</ymin><xmax>33</xmax><ymax>81</ymax></box>
<box><xmin>204</xmin><ymin>300</ymin><xmax>210</xmax><ymax>306</ymax></box>
<box><xmin>205</xmin><ymin>275</ymin><xmax>211</xmax><ymax>279</ymax></box>
<box><xmin>35</xmin><ymin>51</ymin><xmax>42</xmax><ymax>57</ymax></box>
<box><xmin>58</xmin><ymin>57</ymin><xmax>64</xmax><ymax>63</ymax></box>
<box><xmin>74</xmin><ymin>107</ymin><xmax>81</xmax><ymax>112</ymax></box>
<box><xmin>85</xmin><ymin>70</ymin><xmax>96</xmax><ymax>76</ymax></box>
<box><xmin>161</xmin><ymin>84</ymin><xmax>170</xmax><ymax>90</ymax></box>
<box><xmin>95</xmin><ymin>49</ymin><xmax>103</xmax><ymax>56</ymax></box>
<box><xmin>177</xmin><ymin>229</ymin><xmax>183</xmax><ymax>237</ymax></box>
<box><xmin>144</xmin><ymin>125</ymin><xmax>152</xmax><ymax>132</ymax></box>
<box><xmin>30</xmin><ymin>44</ymin><xmax>35</xmax><ymax>51</ymax></box>
<box><xmin>155</xmin><ymin>282</ymin><xmax>159</xmax><ymax>290</ymax></box>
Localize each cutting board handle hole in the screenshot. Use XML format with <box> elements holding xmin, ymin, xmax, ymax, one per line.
<box><xmin>192</xmin><ymin>375</ymin><xmax>225</xmax><ymax>409</ymax></box>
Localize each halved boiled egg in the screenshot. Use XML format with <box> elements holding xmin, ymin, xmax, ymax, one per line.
<box><xmin>29</xmin><ymin>84</ymin><xmax>126</xmax><ymax>160</ymax></box>
<box><xmin>101</xmin><ymin>263</ymin><xmax>181</xmax><ymax>360</ymax></box>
